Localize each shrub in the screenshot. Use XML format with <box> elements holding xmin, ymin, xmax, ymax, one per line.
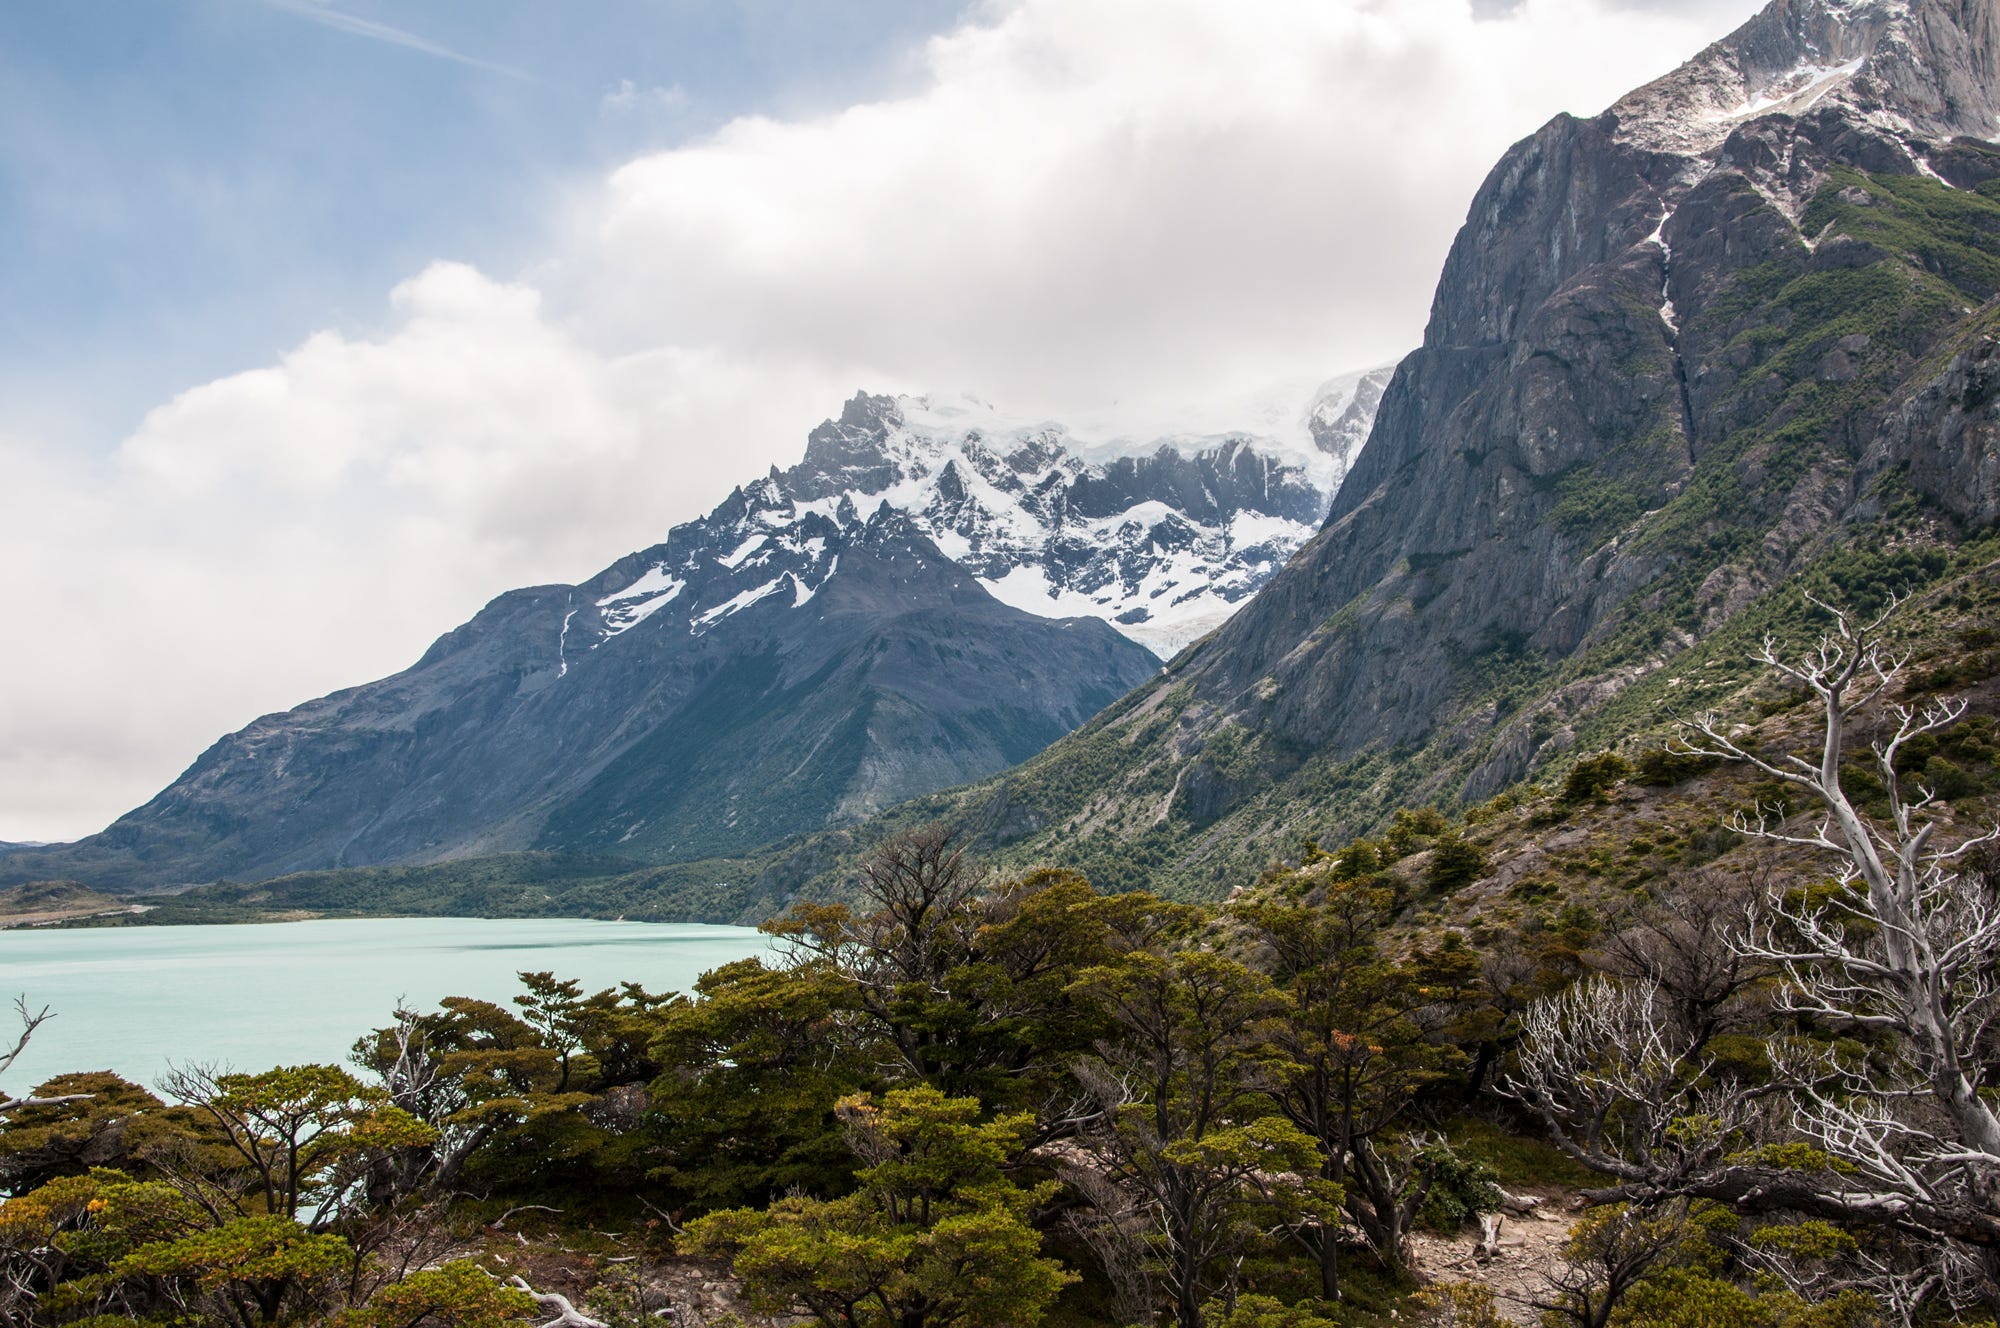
<box><xmin>1411</xmin><ymin>1282</ymin><xmax>1507</xmax><ymax>1328</ymax></box>
<box><xmin>1562</xmin><ymin>752</ymin><xmax>1632</xmax><ymax>804</ymax></box>
<box><xmin>1632</xmin><ymin>748</ymin><xmax>1721</xmax><ymax>787</ymax></box>
<box><xmin>1387</xmin><ymin>808</ymin><xmax>1452</xmax><ymax>858</ymax></box>
<box><xmin>1428</xmin><ymin>837</ymin><xmax>1488</xmax><ymax>893</ymax></box>
<box><xmin>1415</xmin><ymin>1147</ymin><xmax>1504</xmax><ymax>1234</ymax></box>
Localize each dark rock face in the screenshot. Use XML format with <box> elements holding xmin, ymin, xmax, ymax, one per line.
<box><xmin>1874</xmin><ymin>329</ymin><xmax>2000</xmax><ymax>525</ymax></box>
<box><xmin>1183</xmin><ymin>0</ymin><xmax>2000</xmax><ymax>757</ymax></box>
<box><xmin>861</xmin><ymin>0</ymin><xmax>2000</xmax><ymax>897</ymax></box>
<box><xmin>1185</xmin><ymin>108</ymin><xmax>1697</xmax><ymax>757</ymax></box>
<box><xmin>4</xmin><ymin>385</ymin><xmax>1389</xmax><ymax>892</ymax></box>
<box><xmin>2</xmin><ymin>504</ymin><xmax>1157</xmax><ymax>891</ymax></box>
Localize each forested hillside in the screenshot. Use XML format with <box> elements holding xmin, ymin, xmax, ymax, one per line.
<box><xmin>728</xmin><ymin>0</ymin><xmax>2000</xmax><ymax>903</ymax></box>
<box><xmin>8</xmin><ymin>0</ymin><xmax>2000</xmax><ymax>1325</ymax></box>
<box><xmin>7</xmin><ymin>589</ymin><xmax>2000</xmax><ymax>1324</ymax></box>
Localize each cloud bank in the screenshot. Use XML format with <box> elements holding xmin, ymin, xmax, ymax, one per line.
<box><xmin>3</xmin><ymin>0</ymin><xmax>1762</xmax><ymax>840</ymax></box>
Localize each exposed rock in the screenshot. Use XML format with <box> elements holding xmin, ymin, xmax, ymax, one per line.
<box><xmin>4</xmin><ymin>382</ymin><xmax>1389</xmax><ymax>893</ymax></box>
<box><xmin>1870</xmin><ymin>329</ymin><xmax>2000</xmax><ymax>525</ymax></box>
<box><xmin>819</xmin><ymin>0</ymin><xmax>2000</xmax><ymax>898</ymax></box>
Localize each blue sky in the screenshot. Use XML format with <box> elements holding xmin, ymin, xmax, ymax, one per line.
<box><xmin>0</xmin><ymin>0</ymin><xmax>968</xmax><ymax>449</ymax></box>
<box><xmin>1</xmin><ymin>0</ymin><xmax>1764</xmax><ymax>841</ymax></box>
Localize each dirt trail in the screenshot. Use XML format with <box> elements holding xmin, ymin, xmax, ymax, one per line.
<box><xmin>1407</xmin><ymin>1192</ymin><xmax>1580</xmax><ymax>1325</ymax></box>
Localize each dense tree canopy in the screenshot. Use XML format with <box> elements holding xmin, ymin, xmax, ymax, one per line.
<box><xmin>5</xmin><ymin>591</ymin><xmax>1999</xmax><ymax>1328</ymax></box>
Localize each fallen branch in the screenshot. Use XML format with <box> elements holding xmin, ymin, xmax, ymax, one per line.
<box><xmin>490</xmin><ymin>1203</ymin><xmax>563</xmax><ymax>1231</ymax></box>
<box><xmin>506</xmin><ymin>1274</ymin><xmax>610</xmax><ymax>1328</ymax></box>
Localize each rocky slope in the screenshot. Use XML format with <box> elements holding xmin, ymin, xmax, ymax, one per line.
<box><xmin>752</xmin><ymin>0</ymin><xmax>2000</xmax><ymax>900</ymax></box>
<box><xmin>721</xmin><ymin>384</ymin><xmax>1388</xmax><ymax>658</ymax></box>
<box><xmin>0</xmin><ymin>386</ymin><xmax>1381</xmax><ymax>891</ymax></box>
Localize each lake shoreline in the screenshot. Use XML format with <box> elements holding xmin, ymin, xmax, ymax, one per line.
<box><xmin>0</xmin><ymin>916</ymin><xmax>774</xmax><ymax>1089</ymax></box>
<box><xmin>24</xmin><ymin>904</ymin><xmax>713</xmax><ymax>930</ymax></box>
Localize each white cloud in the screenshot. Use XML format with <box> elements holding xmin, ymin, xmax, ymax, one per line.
<box><xmin>2</xmin><ymin>0</ymin><xmax>1764</xmax><ymax>840</ymax></box>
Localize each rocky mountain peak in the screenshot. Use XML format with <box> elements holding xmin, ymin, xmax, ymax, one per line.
<box><xmin>4</xmin><ymin>371</ymin><xmax>1397</xmax><ymax>888</ymax></box>
<box><xmin>829</xmin><ymin>0</ymin><xmax>2000</xmax><ymax>905</ymax></box>
<box><xmin>692</xmin><ymin>381</ymin><xmax>1390</xmax><ymax>657</ymax></box>
<box><xmin>1306</xmin><ymin>368</ymin><xmax>1393</xmax><ymax>474</ymax></box>
<box><xmin>1612</xmin><ymin>0</ymin><xmax>2000</xmax><ymax>156</ymax></box>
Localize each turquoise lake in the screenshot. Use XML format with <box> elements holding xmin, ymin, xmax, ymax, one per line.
<box><xmin>0</xmin><ymin>917</ymin><xmax>774</xmax><ymax>1091</ymax></box>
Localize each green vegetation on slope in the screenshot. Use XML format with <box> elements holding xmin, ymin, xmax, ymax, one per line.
<box><xmin>12</xmin><ymin>590</ymin><xmax>2000</xmax><ymax>1325</ymax></box>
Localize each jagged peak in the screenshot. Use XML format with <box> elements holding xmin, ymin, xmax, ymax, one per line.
<box><xmin>793</xmin><ymin>381</ymin><xmax>1415</xmax><ymax>499</ymax></box>
<box><xmin>836</xmin><ymin>390</ymin><xmax>902</xmax><ymax>431</ymax></box>
<box><xmin>583</xmin><ymin>377</ymin><xmax>1391</xmax><ymax>660</ymax></box>
<box><xmin>1610</xmin><ymin>0</ymin><xmax>2000</xmax><ymax>156</ymax></box>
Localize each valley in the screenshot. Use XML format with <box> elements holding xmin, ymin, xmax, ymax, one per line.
<box><xmin>9</xmin><ymin>1</ymin><xmax>2000</xmax><ymax>1325</ymax></box>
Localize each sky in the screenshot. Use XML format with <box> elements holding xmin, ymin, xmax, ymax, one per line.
<box><xmin>0</xmin><ymin>0</ymin><xmax>1767</xmax><ymax>843</ymax></box>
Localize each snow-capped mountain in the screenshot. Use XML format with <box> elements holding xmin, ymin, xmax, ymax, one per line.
<box><xmin>584</xmin><ymin>379</ymin><xmax>1391</xmax><ymax>661</ymax></box>
<box><xmin>1611</xmin><ymin>0</ymin><xmax>2000</xmax><ymax>161</ymax></box>
<box><xmin>2</xmin><ymin>377</ymin><xmax>1385</xmax><ymax>891</ymax></box>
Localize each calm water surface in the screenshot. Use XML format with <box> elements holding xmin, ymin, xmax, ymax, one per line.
<box><xmin>0</xmin><ymin>917</ymin><xmax>773</xmax><ymax>1090</ymax></box>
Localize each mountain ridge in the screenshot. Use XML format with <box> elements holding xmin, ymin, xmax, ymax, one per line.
<box><xmin>703</xmin><ymin>0</ymin><xmax>2000</xmax><ymax>905</ymax></box>
<box><xmin>0</xmin><ymin>381</ymin><xmax>1383</xmax><ymax>892</ymax></box>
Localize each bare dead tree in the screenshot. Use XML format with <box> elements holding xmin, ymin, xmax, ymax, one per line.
<box><xmin>1681</xmin><ymin>600</ymin><xmax>2000</xmax><ymax>1263</ymax></box>
<box><xmin>1726</xmin><ymin>1219</ymin><xmax>1985</xmax><ymax>1326</ymax></box>
<box><xmin>0</xmin><ymin>997</ymin><xmax>90</xmax><ymax>1114</ymax></box>
<box><xmin>1059</xmin><ymin>1159</ymin><xmax>1158</xmax><ymax>1328</ymax></box>
<box><xmin>1591</xmin><ymin>863</ymin><xmax>1778</xmax><ymax>1056</ymax></box>
<box><xmin>339</xmin><ymin>1197</ymin><xmax>466</xmax><ymax>1310</ymax></box>
<box><xmin>1511</xmin><ymin>596</ymin><xmax>2000</xmax><ymax>1320</ymax></box>
<box><xmin>1506</xmin><ymin>975</ymin><xmax>1768</xmax><ymax>1196</ymax></box>
<box><xmin>356</xmin><ymin>1003</ymin><xmax>496</xmax><ymax>1197</ymax></box>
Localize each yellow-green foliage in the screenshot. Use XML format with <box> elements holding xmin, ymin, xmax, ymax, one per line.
<box><xmin>682</xmin><ymin>1086</ymin><xmax>1075</xmax><ymax>1328</ymax></box>
<box><xmin>1206</xmin><ymin>1292</ymin><xmax>1344</xmax><ymax>1328</ymax></box>
<box><xmin>336</xmin><ymin>1263</ymin><xmax>541</xmax><ymax>1328</ymax></box>
<box><xmin>1728</xmin><ymin>1142</ymin><xmax>1859</xmax><ymax>1176</ymax></box>
<box><xmin>1749</xmin><ymin>1222</ymin><xmax>1859</xmax><ymax>1261</ymax></box>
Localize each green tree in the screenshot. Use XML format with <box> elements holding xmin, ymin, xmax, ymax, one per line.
<box><xmin>1385</xmin><ymin>808</ymin><xmax>1452</xmax><ymax>859</ymax></box>
<box><xmin>0</xmin><ymin>1072</ymin><xmax>196</xmax><ymax>1196</ymax></box>
<box><xmin>335</xmin><ymin>1260</ymin><xmax>538</xmax><ymax>1328</ymax></box>
<box><xmin>1426</xmin><ymin>836</ymin><xmax>1487</xmax><ymax>892</ymax></box>
<box><xmin>3</xmin><ymin>1168</ymin><xmax>346</xmax><ymax>1328</ymax></box>
<box><xmin>355</xmin><ymin>995</ymin><xmax>588</xmax><ymax>1197</ymax></box>
<box><xmin>1531</xmin><ymin>1203</ymin><xmax>1697</xmax><ymax>1328</ymax></box>
<box><xmin>0</xmin><ymin>1169</ymin><xmax>173</xmax><ymax>1321</ymax></box>
<box><xmin>649</xmin><ymin>956</ymin><xmax>871</xmax><ymax>1208</ymax></box>
<box><xmin>109</xmin><ymin>1213</ymin><xmax>350</xmax><ymax>1328</ymax></box>
<box><xmin>771</xmin><ymin>834</ymin><xmax>1155</xmax><ymax>1117</ymax></box>
<box><xmin>682</xmin><ymin>1085</ymin><xmax>1074</xmax><ymax>1328</ymax></box>
<box><xmin>1561</xmin><ymin>752</ymin><xmax>1631</xmax><ymax>805</ymax></box>
<box><xmin>159</xmin><ymin>1064</ymin><xmax>433</xmax><ymax>1229</ymax></box>
<box><xmin>354</xmin><ymin>971</ymin><xmax>671</xmax><ymax>1200</ymax></box>
<box><xmin>1236</xmin><ymin>875</ymin><xmax>1475</xmax><ymax>1292</ymax></box>
<box><xmin>1068</xmin><ymin>945</ymin><xmax>1336</xmax><ymax>1328</ymax></box>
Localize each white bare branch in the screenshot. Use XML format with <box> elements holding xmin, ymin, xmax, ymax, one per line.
<box><xmin>1521</xmin><ymin>599</ymin><xmax>2000</xmax><ymax>1299</ymax></box>
<box><xmin>507</xmin><ymin>1275</ymin><xmax>610</xmax><ymax>1328</ymax></box>
<box><xmin>0</xmin><ymin>996</ymin><xmax>91</xmax><ymax>1115</ymax></box>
